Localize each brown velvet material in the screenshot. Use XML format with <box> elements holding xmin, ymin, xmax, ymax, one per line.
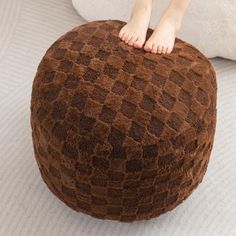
<box><xmin>30</xmin><ymin>20</ymin><xmax>217</xmax><ymax>222</ymax></box>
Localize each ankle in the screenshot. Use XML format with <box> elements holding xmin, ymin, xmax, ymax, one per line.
<box><xmin>161</xmin><ymin>10</ymin><xmax>182</xmax><ymax>31</ymax></box>
<box><xmin>130</xmin><ymin>2</ymin><xmax>152</xmax><ymax>23</ymax></box>
<box><xmin>137</xmin><ymin>0</ymin><xmax>152</xmax><ymax>9</ymax></box>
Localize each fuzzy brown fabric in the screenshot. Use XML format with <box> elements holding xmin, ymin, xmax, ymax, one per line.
<box><xmin>30</xmin><ymin>20</ymin><xmax>217</xmax><ymax>222</ymax></box>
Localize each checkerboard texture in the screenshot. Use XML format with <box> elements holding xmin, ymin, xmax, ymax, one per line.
<box><xmin>30</xmin><ymin>20</ymin><xmax>217</xmax><ymax>222</ymax></box>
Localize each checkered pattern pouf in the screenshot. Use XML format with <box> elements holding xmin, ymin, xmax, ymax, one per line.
<box><xmin>30</xmin><ymin>20</ymin><xmax>217</xmax><ymax>222</ymax></box>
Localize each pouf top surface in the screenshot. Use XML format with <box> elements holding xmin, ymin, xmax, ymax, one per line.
<box><xmin>34</xmin><ymin>20</ymin><xmax>216</xmax><ymax>150</ymax></box>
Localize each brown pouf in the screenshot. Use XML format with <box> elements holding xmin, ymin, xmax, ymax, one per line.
<box><xmin>30</xmin><ymin>20</ymin><xmax>217</xmax><ymax>222</ymax></box>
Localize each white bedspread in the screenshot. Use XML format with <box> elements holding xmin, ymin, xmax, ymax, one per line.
<box><xmin>72</xmin><ymin>0</ymin><xmax>236</xmax><ymax>60</ymax></box>
<box><xmin>0</xmin><ymin>0</ymin><xmax>236</xmax><ymax>235</ymax></box>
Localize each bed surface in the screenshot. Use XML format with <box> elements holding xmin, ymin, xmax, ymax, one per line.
<box><xmin>0</xmin><ymin>0</ymin><xmax>235</xmax><ymax>235</ymax></box>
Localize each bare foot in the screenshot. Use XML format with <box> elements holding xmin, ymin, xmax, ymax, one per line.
<box><xmin>144</xmin><ymin>15</ymin><xmax>180</xmax><ymax>54</ymax></box>
<box><xmin>119</xmin><ymin>0</ymin><xmax>152</xmax><ymax>48</ymax></box>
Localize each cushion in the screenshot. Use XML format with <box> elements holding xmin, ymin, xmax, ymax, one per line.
<box><xmin>72</xmin><ymin>0</ymin><xmax>236</xmax><ymax>60</ymax></box>
<box><xmin>30</xmin><ymin>20</ymin><xmax>217</xmax><ymax>222</ymax></box>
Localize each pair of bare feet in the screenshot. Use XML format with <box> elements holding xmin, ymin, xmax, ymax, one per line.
<box><xmin>119</xmin><ymin>0</ymin><xmax>182</xmax><ymax>54</ymax></box>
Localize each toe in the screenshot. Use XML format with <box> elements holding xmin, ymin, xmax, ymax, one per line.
<box><xmin>162</xmin><ymin>46</ymin><xmax>167</xmax><ymax>54</ymax></box>
<box><xmin>165</xmin><ymin>47</ymin><xmax>170</xmax><ymax>54</ymax></box>
<box><xmin>144</xmin><ymin>42</ymin><xmax>152</xmax><ymax>51</ymax></box>
<box><xmin>125</xmin><ymin>34</ymin><xmax>132</xmax><ymax>44</ymax></box>
<box><xmin>166</xmin><ymin>46</ymin><xmax>173</xmax><ymax>54</ymax></box>
<box><xmin>134</xmin><ymin>38</ymin><xmax>144</xmax><ymax>48</ymax></box>
<box><xmin>144</xmin><ymin>45</ymin><xmax>150</xmax><ymax>51</ymax></box>
<box><xmin>134</xmin><ymin>43</ymin><xmax>142</xmax><ymax>48</ymax></box>
<box><xmin>161</xmin><ymin>46</ymin><xmax>165</xmax><ymax>54</ymax></box>
<box><xmin>119</xmin><ymin>29</ymin><xmax>124</xmax><ymax>38</ymax></box>
<box><xmin>122</xmin><ymin>34</ymin><xmax>128</xmax><ymax>41</ymax></box>
<box><xmin>128</xmin><ymin>36</ymin><xmax>137</xmax><ymax>46</ymax></box>
<box><xmin>157</xmin><ymin>45</ymin><xmax>162</xmax><ymax>54</ymax></box>
<box><xmin>166</xmin><ymin>47</ymin><xmax>170</xmax><ymax>54</ymax></box>
<box><xmin>151</xmin><ymin>44</ymin><xmax>158</xmax><ymax>54</ymax></box>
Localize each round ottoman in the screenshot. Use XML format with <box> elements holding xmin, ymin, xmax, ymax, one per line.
<box><xmin>30</xmin><ymin>20</ymin><xmax>217</xmax><ymax>222</ymax></box>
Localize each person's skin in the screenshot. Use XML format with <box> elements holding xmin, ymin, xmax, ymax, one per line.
<box><xmin>119</xmin><ymin>0</ymin><xmax>191</xmax><ymax>54</ymax></box>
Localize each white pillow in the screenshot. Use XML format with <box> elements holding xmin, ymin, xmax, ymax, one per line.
<box><xmin>72</xmin><ymin>0</ymin><xmax>236</xmax><ymax>60</ymax></box>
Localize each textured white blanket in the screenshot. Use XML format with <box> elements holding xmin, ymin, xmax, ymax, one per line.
<box><xmin>72</xmin><ymin>0</ymin><xmax>236</xmax><ymax>60</ymax></box>
<box><xmin>0</xmin><ymin>0</ymin><xmax>236</xmax><ymax>235</ymax></box>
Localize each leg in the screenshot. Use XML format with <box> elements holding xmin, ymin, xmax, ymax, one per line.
<box><xmin>144</xmin><ymin>0</ymin><xmax>191</xmax><ymax>54</ymax></box>
<box><xmin>119</xmin><ymin>0</ymin><xmax>152</xmax><ymax>48</ymax></box>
